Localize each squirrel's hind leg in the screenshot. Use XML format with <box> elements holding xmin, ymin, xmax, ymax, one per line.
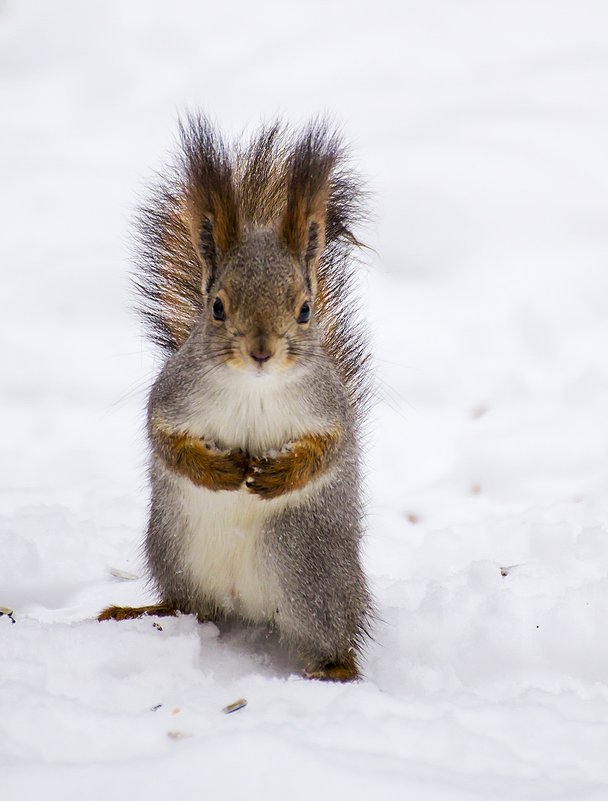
<box><xmin>304</xmin><ymin>652</ymin><xmax>359</xmax><ymax>682</ymax></box>
<box><xmin>267</xmin><ymin>482</ymin><xmax>371</xmax><ymax>684</ymax></box>
<box><xmin>97</xmin><ymin>603</ymin><xmax>180</xmax><ymax>622</ymax></box>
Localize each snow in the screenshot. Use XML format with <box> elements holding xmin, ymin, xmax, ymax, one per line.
<box><xmin>2</xmin><ymin>0</ymin><xmax>608</xmax><ymax>798</ymax></box>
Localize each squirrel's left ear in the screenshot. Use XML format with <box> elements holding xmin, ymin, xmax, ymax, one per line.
<box><xmin>280</xmin><ymin>125</ymin><xmax>337</xmax><ymax>292</ymax></box>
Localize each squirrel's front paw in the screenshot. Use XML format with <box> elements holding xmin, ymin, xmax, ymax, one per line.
<box><xmin>205</xmin><ymin>446</ymin><xmax>249</xmax><ymax>491</ymax></box>
<box><xmin>179</xmin><ymin>440</ymin><xmax>248</xmax><ymax>491</ymax></box>
<box><xmin>246</xmin><ymin>454</ymin><xmax>294</xmax><ymax>500</ymax></box>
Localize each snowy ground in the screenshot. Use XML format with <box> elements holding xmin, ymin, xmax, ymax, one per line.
<box><xmin>2</xmin><ymin>1</ymin><xmax>608</xmax><ymax>799</ymax></box>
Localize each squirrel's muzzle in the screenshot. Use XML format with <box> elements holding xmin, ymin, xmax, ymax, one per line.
<box><xmin>248</xmin><ymin>330</ymin><xmax>276</xmax><ymax>366</ymax></box>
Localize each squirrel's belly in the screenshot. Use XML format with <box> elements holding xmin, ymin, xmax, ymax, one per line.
<box><xmin>178</xmin><ymin>477</ymin><xmax>281</xmax><ymax>622</ymax></box>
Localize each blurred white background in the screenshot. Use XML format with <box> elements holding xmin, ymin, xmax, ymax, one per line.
<box><xmin>2</xmin><ymin>2</ymin><xmax>608</xmax><ymax>799</ymax></box>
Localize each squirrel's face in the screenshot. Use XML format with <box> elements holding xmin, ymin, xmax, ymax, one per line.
<box><xmin>204</xmin><ymin>232</ymin><xmax>319</xmax><ymax>376</ymax></box>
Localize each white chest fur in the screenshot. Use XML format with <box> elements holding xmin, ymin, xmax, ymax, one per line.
<box><xmin>183</xmin><ymin>366</ymin><xmax>325</xmax><ymax>453</ymax></box>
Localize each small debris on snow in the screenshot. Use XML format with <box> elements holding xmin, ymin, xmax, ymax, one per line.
<box><xmin>167</xmin><ymin>730</ymin><xmax>192</xmax><ymax>740</ymax></box>
<box><xmin>152</xmin><ymin>621</ymin><xmax>163</xmax><ymax>631</ymax></box>
<box><xmin>0</xmin><ymin>606</ymin><xmax>15</xmax><ymax>624</ymax></box>
<box><xmin>405</xmin><ymin>513</ymin><xmax>419</xmax><ymax>524</ymax></box>
<box><xmin>109</xmin><ymin>567</ymin><xmax>139</xmax><ymax>581</ymax></box>
<box><xmin>171</xmin><ymin>707</ymin><xmax>181</xmax><ymax>715</ymax></box>
<box><xmin>150</xmin><ymin>705</ymin><xmax>162</xmax><ymax>712</ymax></box>
<box><xmin>222</xmin><ymin>698</ymin><xmax>247</xmax><ymax>715</ymax></box>
<box><xmin>470</xmin><ymin>404</ymin><xmax>489</xmax><ymax>420</ymax></box>
<box><xmin>470</xmin><ymin>483</ymin><xmax>481</xmax><ymax>495</ymax></box>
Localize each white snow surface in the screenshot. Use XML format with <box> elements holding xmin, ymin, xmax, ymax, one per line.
<box><xmin>2</xmin><ymin>1</ymin><xmax>608</xmax><ymax>799</ymax></box>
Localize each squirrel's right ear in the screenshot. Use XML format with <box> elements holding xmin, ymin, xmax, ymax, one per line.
<box><xmin>280</xmin><ymin>123</ymin><xmax>338</xmax><ymax>292</ymax></box>
<box><xmin>180</xmin><ymin>117</ymin><xmax>240</xmax><ymax>290</ymax></box>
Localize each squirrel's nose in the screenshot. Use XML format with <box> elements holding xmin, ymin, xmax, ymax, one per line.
<box><xmin>250</xmin><ymin>348</ymin><xmax>272</xmax><ymax>364</ymax></box>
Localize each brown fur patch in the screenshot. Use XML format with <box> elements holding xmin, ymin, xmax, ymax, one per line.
<box><xmin>97</xmin><ymin>604</ymin><xmax>179</xmax><ymax>622</ymax></box>
<box><xmin>152</xmin><ymin>420</ymin><xmax>248</xmax><ymax>490</ymax></box>
<box><xmin>246</xmin><ymin>427</ymin><xmax>342</xmax><ymax>500</ymax></box>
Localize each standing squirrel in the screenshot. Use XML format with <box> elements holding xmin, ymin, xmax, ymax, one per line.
<box><xmin>99</xmin><ymin>115</ymin><xmax>373</xmax><ymax>681</ymax></box>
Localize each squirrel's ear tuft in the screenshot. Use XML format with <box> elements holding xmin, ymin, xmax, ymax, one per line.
<box><xmin>280</xmin><ymin>122</ymin><xmax>339</xmax><ymax>289</ymax></box>
<box><xmin>198</xmin><ymin>217</ymin><xmax>217</xmax><ymax>272</ymax></box>
<box><xmin>180</xmin><ymin>115</ymin><xmax>240</xmax><ymax>290</ymax></box>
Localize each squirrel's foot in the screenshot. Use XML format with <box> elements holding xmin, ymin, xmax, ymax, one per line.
<box><xmin>97</xmin><ymin>603</ymin><xmax>180</xmax><ymax>622</ymax></box>
<box><xmin>304</xmin><ymin>656</ymin><xmax>360</xmax><ymax>683</ymax></box>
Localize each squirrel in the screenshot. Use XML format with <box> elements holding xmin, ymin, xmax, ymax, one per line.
<box><xmin>99</xmin><ymin>115</ymin><xmax>373</xmax><ymax>682</ymax></box>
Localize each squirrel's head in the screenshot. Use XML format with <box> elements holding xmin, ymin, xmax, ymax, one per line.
<box><xmin>183</xmin><ymin>121</ymin><xmax>337</xmax><ymax>375</ymax></box>
<box><xmin>138</xmin><ymin>117</ymin><xmax>365</xmax><ymax>381</ymax></box>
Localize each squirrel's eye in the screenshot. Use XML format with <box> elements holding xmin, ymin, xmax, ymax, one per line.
<box><xmin>212</xmin><ymin>297</ymin><xmax>226</xmax><ymax>321</ymax></box>
<box><xmin>297</xmin><ymin>301</ymin><xmax>311</xmax><ymax>324</ymax></box>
